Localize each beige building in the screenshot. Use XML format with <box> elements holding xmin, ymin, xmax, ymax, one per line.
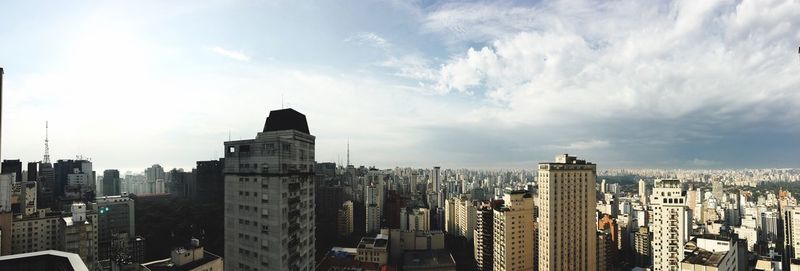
<box><xmin>11</xmin><ymin>209</ymin><xmax>60</xmax><ymax>254</ymax></box>
<box><xmin>538</xmin><ymin>154</ymin><xmax>597</xmax><ymax>271</ymax></box>
<box><xmin>401</xmin><ymin>207</ymin><xmax>430</xmax><ymax>231</ymax></box>
<box><xmin>493</xmin><ymin>190</ymin><xmax>534</xmax><ymax>271</ymax></box>
<box><xmin>59</xmin><ymin>202</ymin><xmax>98</xmax><ymax>266</ymax></box>
<box><xmin>651</xmin><ymin>179</ymin><xmax>688</xmax><ymax>271</ymax></box>
<box><xmin>388</xmin><ymin>229</ymin><xmax>445</xmax><ymax>263</ymax></box>
<box><xmin>355</xmin><ymin>234</ymin><xmax>388</xmax><ymax>266</ymax></box>
<box><xmin>784</xmin><ymin>207</ymin><xmax>800</xmax><ymax>260</ymax></box>
<box><xmin>445</xmin><ymin>196</ymin><xmax>476</xmax><ymax>240</ymax></box>
<box><xmin>224</xmin><ymin>108</ymin><xmax>316</xmax><ymax>271</ymax></box>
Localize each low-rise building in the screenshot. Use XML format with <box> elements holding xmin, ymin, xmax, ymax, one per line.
<box><xmin>141</xmin><ymin>239</ymin><xmax>222</xmax><ymax>271</ymax></box>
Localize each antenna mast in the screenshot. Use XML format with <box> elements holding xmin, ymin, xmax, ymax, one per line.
<box><xmin>347</xmin><ymin>139</ymin><xmax>350</xmax><ymax>166</ymax></box>
<box><xmin>43</xmin><ymin>121</ymin><xmax>51</xmax><ymax>164</ymax></box>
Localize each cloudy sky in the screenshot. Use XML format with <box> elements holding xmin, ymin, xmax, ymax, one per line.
<box><xmin>1</xmin><ymin>0</ymin><xmax>799</xmax><ymax>172</ymax></box>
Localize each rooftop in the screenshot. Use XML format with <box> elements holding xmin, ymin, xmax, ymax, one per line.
<box><xmin>263</xmin><ymin>108</ymin><xmax>309</xmax><ymax>134</ymax></box>
<box><xmin>402</xmin><ymin>249</ymin><xmax>455</xmax><ymax>269</ymax></box>
<box><xmin>142</xmin><ymin>251</ymin><xmax>221</xmax><ymax>271</ymax></box>
<box><xmin>682</xmin><ymin>248</ymin><xmax>727</xmax><ymax>267</ymax></box>
<box><xmin>0</xmin><ymin>250</ymin><xmax>89</xmax><ymax>271</ymax></box>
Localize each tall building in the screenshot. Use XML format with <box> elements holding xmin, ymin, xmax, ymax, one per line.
<box><xmin>474</xmin><ymin>200</ymin><xmax>500</xmax><ymax>271</ymax></box>
<box><xmin>37</xmin><ymin>162</ymin><xmax>55</xmax><ymax>209</ymax></box>
<box><xmin>784</xmin><ymin>207</ymin><xmax>800</xmax><ymax>261</ymax></box>
<box><xmin>337</xmin><ymin>201</ymin><xmax>354</xmax><ymax>236</ymax></box>
<box><xmin>538</xmin><ymin>154</ymin><xmax>597</xmax><ymax>271</ymax></box>
<box><xmin>144</xmin><ymin>164</ymin><xmax>165</xmax><ymax>182</ymax></box>
<box><xmin>224</xmin><ymin>108</ymin><xmax>316</xmax><ymax>271</ymax></box>
<box><xmin>651</xmin><ymin>179</ymin><xmax>688</xmax><ymax>271</ymax></box>
<box><xmin>445</xmin><ymin>196</ymin><xmax>476</xmax><ymax>240</ymax></box>
<box><xmin>96</xmin><ymin>195</ymin><xmax>135</xmax><ymax>261</ymax></box>
<box><xmin>0</xmin><ymin>160</ymin><xmax>22</xmax><ymax>182</ymax></box>
<box><xmin>492</xmin><ymin>190</ymin><xmax>534</xmax><ymax>271</ymax></box>
<box><xmin>54</xmin><ymin>159</ymin><xmax>94</xmax><ymax>205</ymax></box>
<box><xmin>634</xmin><ymin>226</ymin><xmax>651</xmax><ymax>268</ymax></box>
<box><xmin>193</xmin><ymin>159</ymin><xmax>224</xmax><ymax>202</ymax></box>
<box><xmin>26</xmin><ymin>162</ymin><xmax>37</xmax><ymax>184</ymax></box>
<box><xmin>432</xmin><ymin>166</ymin><xmax>441</xmax><ymax>195</ymax></box>
<box><xmin>102</xmin><ymin>169</ymin><xmax>121</xmax><ymax>196</ymax></box>
<box><xmin>596</xmin><ymin>231</ymin><xmax>614</xmax><ymax>271</ymax></box>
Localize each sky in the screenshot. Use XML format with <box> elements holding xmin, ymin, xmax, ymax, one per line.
<box><xmin>1</xmin><ymin>0</ymin><xmax>799</xmax><ymax>172</ymax></box>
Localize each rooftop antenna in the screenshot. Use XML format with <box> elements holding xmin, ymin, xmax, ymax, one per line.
<box><xmin>228</xmin><ymin>129</ymin><xmax>231</xmax><ymax>141</ymax></box>
<box><xmin>43</xmin><ymin>121</ymin><xmax>51</xmax><ymax>164</ymax></box>
<box><xmin>347</xmin><ymin>139</ymin><xmax>350</xmax><ymax>166</ymax></box>
<box><xmin>281</xmin><ymin>93</ymin><xmax>284</xmax><ymax>109</ymax></box>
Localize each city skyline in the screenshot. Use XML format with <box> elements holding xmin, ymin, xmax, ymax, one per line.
<box><xmin>2</xmin><ymin>0</ymin><xmax>800</xmax><ymax>171</ymax></box>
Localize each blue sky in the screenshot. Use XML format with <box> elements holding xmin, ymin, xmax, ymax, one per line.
<box><xmin>1</xmin><ymin>0</ymin><xmax>799</xmax><ymax>172</ymax></box>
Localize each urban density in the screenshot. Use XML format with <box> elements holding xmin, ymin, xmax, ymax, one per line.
<box><xmin>1</xmin><ymin>1</ymin><xmax>799</xmax><ymax>271</ymax></box>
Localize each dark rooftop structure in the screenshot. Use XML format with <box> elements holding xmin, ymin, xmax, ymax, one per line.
<box><xmin>0</xmin><ymin>250</ymin><xmax>89</xmax><ymax>271</ymax></box>
<box><xmin>263</xmin><ymin>108</ymin><xmax>310</xmax><ymax>134</ymax></box>
<box><xmin>402</xmin><ymin>249</ymin><xmax>456</xmax><ymax>271</ymax></box>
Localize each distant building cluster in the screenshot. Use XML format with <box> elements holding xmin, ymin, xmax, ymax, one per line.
<box><xmin>2</xmin><ymin>106</ymin><xmax>800</xmax><ymax>271</ymax></box>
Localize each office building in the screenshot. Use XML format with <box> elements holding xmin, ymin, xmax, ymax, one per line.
<box><xmin>651</xmin><ymin>179</ymin><xmax>688</xmax><ymax>271</ymax></box>
<box><xmin>538</xmin><ymin>154</ymin><xmax>597</xmax><ymax>271</ymax></box>
<box><xmin>102</xmin><ymin>169</ymin><xmax>120</xmax><ymax>196</ymax></box>
<box><xmin>96</xmin><ymin>195</ymin><xmax>135</xmax><ymax>261</ymax></box>
<box><xmin>784</xmin><ymin>207</ymin><xmax>800</xmax><ymax>261</ymax></box>
<box><xmin>493</xmin><ymin>190</ymin><xmax>534</xmax><ymax>271</ymax></box>
<box><xmin>224</xmin><ymin>108</ymin><xmax>316</xmax><ymax>271</ymax></box>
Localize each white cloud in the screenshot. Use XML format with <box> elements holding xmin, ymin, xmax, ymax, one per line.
<box><xmin>426</xmin><ymin>0</ymin><xmax>800</xmax><ymax>129</ymax></box>
<box><xmin>345</xmin><ymin>32</ymin><xmax>391</xmax><ymax>50</ymax></box>
<box><xmin>210</xmin><ymin>46</ymin><xmax>251</xmax><ymax>61</ymax></box>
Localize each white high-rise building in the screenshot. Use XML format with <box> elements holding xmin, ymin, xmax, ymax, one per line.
<box><xmin>784</xmin><ymin>207</ymin><xmax>800</xmax><ymax>259</ymax></box>
<box><xmin>493</xmin><ymin>190</ymin><xmax>534</xmax><ymax>271</ymax></box>
<box><xmin>651</xmin><ymin>179</ymin><xmax>687</xmax><ymax>271</ymax></box>
<box><xmin>445</xmin><ymin>196</ymin><xmax>477</xmax><ymax>240</ymax></box>
<box><xmin>538</xmin><ymin>154</ymin><xmax>597</xmax><ymax>271</ymax></box>
<box><xmin>224</xmin><ymin>108</ymin><xmax>316</xmax><ymax>271</ymax></box>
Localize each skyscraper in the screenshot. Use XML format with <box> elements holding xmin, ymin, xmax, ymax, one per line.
<box><xmin>492</xmin><ymin>190</ymin><xmax>534</xmax><ymax>271</ymax></box>
<box><xmin>538</xmin><ymin>154</ymin><xmax>597</xmax><ymax>271</ymax></box>
<box><xmin>474</xmin><ymin>201</ymin><xmax>496</xmax><ymax>271</ymax></box>
<box><xmin>650</xmin><ymin>179</ymin><xmax>687</xmax><ymax>271</ymax></box>
<box><xmin>224</xmin><ymin>108</ymin><xmax>316</xmax><ymax>271</ymax></box>
<box><xmin>102</xmin><ymin>169</ymin><xmax>121</xmax><ymax>196</ymax></box>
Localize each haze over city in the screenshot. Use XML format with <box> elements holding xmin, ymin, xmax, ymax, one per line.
<box><xmin>2</xmin><ymin>0</ymin><xmax>799</xmax><ymax>171</ymax></box>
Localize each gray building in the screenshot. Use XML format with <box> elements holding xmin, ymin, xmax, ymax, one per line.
<box><xmin>96</xmin><ymin>195</ymin><xmax>135</xmax><ymax>261</ymax></box>
<box><xmin>224</xmin><ymin>108</ymin><xmax>316</xmax><ymax>271</ymax></box>
<box><xmin>102</xmin><ymin>169</ymin><xmax>121</xmax><ymax>196</ymax></box>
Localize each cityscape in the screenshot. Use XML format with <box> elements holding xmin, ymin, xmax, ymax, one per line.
<box><xmin>1</xmin><ymin>1</ymin><xmax>800</xmax><ymax>271</ymax></box>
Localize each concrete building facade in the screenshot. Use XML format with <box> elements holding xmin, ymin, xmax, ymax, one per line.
<box><xmin>538</xmin><ymin>154</ymin><xmax>597</xmax><ymax>271</ymax></box>
<box><xmin>224</xmin><ymin>108</ymin><xmax>316</xmax><ymax>271</ymax></box>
